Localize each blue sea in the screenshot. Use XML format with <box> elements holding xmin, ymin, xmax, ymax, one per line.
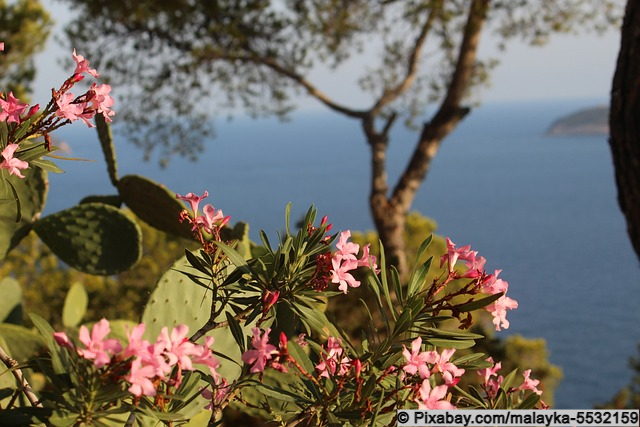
<box><xmin>44</xmin><ymin>99</ymin><xmax>640</xmax><ymax>409</ymax></box>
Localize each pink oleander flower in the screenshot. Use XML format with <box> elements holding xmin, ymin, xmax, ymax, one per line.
<box><xmin>485</xmin><ymin>294</ymin><xmax>519</xmax><ymax>331</ymax></box>
<box><xmin>316</xmin><ymin>337</ymin><xmax>351</xmax><ymax>378</ymax></box>
<box><xmin>477</xmin><ymin>357</ymin><xmax>502</xmax><ymax>385</ymax></box>
<box><xmin>190</xmin><ymin>336</ymin><xmax>221</xmax><ymax>377</ymax></box>
<box><xmin>55</xmin><ymin>92</ymin><xmax>85</xmax><ymax>122</ymax></box>
<box><xmin>335</xmin><ymin>230</ymin><xmax>360</xmax><ymax>261</ymax></box>
<box><xmin>463</xmin><ymin>254</ymin><xmax>486</xmax><ymax>278</ymax></box>
<box><xmin>176</xmin><ymin>191</ymin><xmax>209</xmax><ymax>217</ymax></box>
<box><xmin>157</xmin><ymin>325</ymin><xmax>198</xmax><ymax>372</ymax></box>
<box><xmin>331</xmin><ymin>256</ymin><xmax>360</xmax><ymax>293</ymax></box>
<box><xmin>482</xmin><ymin>269</ymin><xmax>509</xmax><ymax>295</ymax></box>
<box><xmin>88</xmin><ymin>83</ymin><xmax>115</xmax><ymax>122</ymax></box>
<box><xmin>1</xmin><ymin>144</ymin><xmax>28</xmax><ymax>178</ymax></box>
<box><xmin>487</xmin><ymin>374</ymin><xmax>504</xmax><ymax>399</ymax></box>
<box><xmin>358</xmin><ymin>243</ymin><xmax>379</xmax><ymax>271</ymax></box>
<box><xmin>432</xmin><ymin>349</ymin><xmax>465</xmax><ymax>386</ymax></box>
<box><xmin>126</xmin><ymin>358</ymin><xmax>157</xmax><ymax>397</ymax></box>
<box><xmin>201</xmin><ymin>377</ymin><xmax>230</xmax><ymax>410</ymax></box>
<box><xmin>329</xmin><ymin>230</ymin><xmax>378</xmax><ymax>293</ymax></box>
<box><xmin>53</xmin><ymin>331</ymin><xmax>73</xmax><ymax>349</ymax></box>
<box><xmin>402</xmin><ymin>337</ymin><xmax>437</xmax><ymax>379</ymax></box>
<box><xmin>518</xmin><ymin>369</ymin><xmax>543</xmax><ymax>395</ymax></box>
<box><xmin>415</xmin><ymin>380</ymin><xmax>456</xmax><ymax>410</ymax></box>
<box><xmin>197</xmin><ymin>204</ymin><xmax>229</xmax><ymax>233</ymax></box>
<box><xmin>242</xmin><ymin>327</ymin><xmax>277</xmax><ymax>373</ymax></box>
<box><xmin>72</xmin><ymin>49</ymin><xmax>100</xmax><ymax>78</ymax></box>
<box><xmin>0</xmin><ymin>92</ymin><xmax>28</xmax><ymax>123</ymax></box>
<box><xmin>440</xmin><ymin>237</ymin><xmax>476</xmax><ymax>274</ymax></box>
<box><xmin>77</xmin><ymin>318</ymin><xmax>123</xmax><ymax>368</ymax></box>
<box><xmin>0</xmin><ymin>42</ymin><xmax>4</xmax><ymax>51</ymax></box>
<box><xmin>122</xmin><ymin>323</ymin><xmax>151</xmax><ymax>359</ymax></box>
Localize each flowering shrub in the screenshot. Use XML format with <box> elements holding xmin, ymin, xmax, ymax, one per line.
<box><xmin>0</xmin><ymin>45</ymin><xmax>114</xmax><ymax>184</ymax></box>
<box><xmin>0</xmin><ymin>45</ymin><xmax>546</xmax><ymax>426</ymax></box>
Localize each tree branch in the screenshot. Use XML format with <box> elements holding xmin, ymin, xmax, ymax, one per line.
<box><xmin>0</xmin><ymin>343</ymin><xmax>42</xmax><ymax>408</ymax></box>
<box><xmin>391</xmin><ymin>0</ymin><xmax>489</xmax><ymax>210</ymax></box>
<box><xmin>370</xmin><ymin>0</ymin><xmax>443</xmax><ymax>115</ymax></box>
<box><xmin>238</xmin><ymin>55</ymin><xmax>368</xmax><ymax>119</ymax></box>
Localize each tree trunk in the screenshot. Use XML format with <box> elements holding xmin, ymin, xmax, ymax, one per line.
<box><xmin>366</xmin><ymin>0</ymin><xmax>488</xmax><ymax>280</ymax></box>
<box><xmin>609</xmin><ymin>0</ymin><xmax>640</xmax><ymax>261</ymax></box>
<box><xmin>370</xmin><ymin>192</ymin><xmax>409</xmax><ymax>279</ymax></box>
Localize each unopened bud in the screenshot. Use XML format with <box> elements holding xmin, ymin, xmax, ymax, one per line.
<box><xmin>26</xmin><ymin>104</ymin><xmax>40</xmax><ymax>118</ymax></box>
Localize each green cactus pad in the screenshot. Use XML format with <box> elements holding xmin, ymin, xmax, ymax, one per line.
<box><xmin>142</xmin><ymin>255</ymin><xmax>254</xmax><ymax>381</ymax></box>
<box><xmin>117</xmin><ymin>174</ymin><xmax>193</xmax><ymax>239</ymax></box>
<box><xmin>0</xmin><ymin>323</ymin><xmax>43</xmax><ymax>363</ymax></box>
<box><xmin>79</xmin><ymin>194</ymin><xmax>122</xmax><ymax>207</ymax></box>
<box><xmin>33</xmin><ymin>202</ymin><xmax>142</xmax><ymax>275</ymax></box>
<box><xmin>221</xmin><ymin>221</ymin><xmax>251</xmax><ymax>259</ymax></box>
<box><xmin>95</xmin><ymin>113</ymin><xmax>119</xmax><ymax>186</ymax></box>
<box><xmin>0</xmin><ymin>277</ymin><xmax>23</xmax><ymax>324</ymax></box>
<box><xmin>0</xmin><ymin>167</ymin><xmax>48</xmax><ymax>259</ymax></box>
<box><xmin>62</xmin><ymin>282</ymin><xmax>88</xmax><ymax>328</ymax></box>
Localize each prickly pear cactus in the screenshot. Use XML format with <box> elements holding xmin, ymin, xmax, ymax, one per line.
<box><xmin>0</xmin><ymin>167</ymin><xmax>48</xmax><ymax>259</ymax></box>
<box><xmin>0</xmin><ymin>277</ymin><xmax>23</xmax><ymax>325</ymax></box>
<box><xmin>0</xmin><ymin>323</ymin><xmax>43</xmax><ymax>364</ymax></box>
<box><xmin>141</xmin><ymin>255</ymin><xmax>255</xmax><ymax>381</ymax></box>
<box><xmin>62</xmin><ymin>282</ymin><xmax>88</xmax><ymax>328</ymax></box>
<box><xmin>33</xmin><ymin>202</ymin><xmax>142</xmax><ymax>275</ymax></box>
<box><xmin>117</xmin><ymin>174</ymin><xmax>193</xmax><ymax>239</ymax></box>
<box><xmin>79</xmin><ymin>194</ymin><xmax>122</xmax><ymax>207</ymax></box>
<box><xmin>95</xmin><ymin>113</ymin><xmax>119</xmax><ymax>187</ymax></box>
<box><xmin>221</xmin><ymin>221</ymin><xmax>251</xmax><ymax>259</ymax></box>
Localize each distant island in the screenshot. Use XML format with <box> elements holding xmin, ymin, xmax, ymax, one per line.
<box><xmin>546</xmin><ymin>105</ymin><xmax>609</xmax><ymax>136</ymax></box>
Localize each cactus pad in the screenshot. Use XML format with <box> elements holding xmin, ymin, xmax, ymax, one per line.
<box><xmin>95</xmin><ymin>113</ymin><xmax>119</xmax><ymax>186</ymax></box>
<box><xmin>0</xmin><ymin>277</ymin><xmax>23</xmax><ymax>324</ymax></box>
<box><xmin>117</xmin><ymin>174</ymin><xmax>193</xmax><ymax>239</ymax></box>
<box><xmin>0</xmin><ymin>167</ymin><xmax>48</xmax><ymax>259</ymax></box>
<box><xmin>33</xmin><ymin>202</ymin><xmax>142</xmax><ymax>275</ymax></box>
<box><xmin>141</xmin><ymin>255</ymin><xmax>253</xmax><ymax>381</ymax></box>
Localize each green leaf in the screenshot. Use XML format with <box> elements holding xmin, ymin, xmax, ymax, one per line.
<box><xmin>4</xmin><ymin>176</ymin><xmax>21</xmax><ymax>222</ymax></box>
<box><xmin>225</xmin><ymin>311</ymin><xmax>245</xmax><ymax>353</ymax></box>
<box><xmin>392</xmin><ymin>307</ymin><xmax>413</xmax><ymax>338</ymax></box>
<box><xmin>30</xmin><ymin>158</ymin><xmax>64</xmax><ymax>174</ymax></box>
<box><xmin>287</xmin><ymin>340</ymin><xmax>314</xmax><ymax>375</ymax></box>
<box><xmin>29</xmin><ymin>313</ymin><xmax>67</xmax><ymax>375</ymax></box>
<box><xmin>500</xmin><ymin>368</ymin><xmax>519</xmax><ymax>392</ymax></box>
<box><xmin>424</xmin><ymin>338</ymin><xmax>476</xmax><ymax>349</ymax></box>
<box><xmin>62</xmin><ymin>282</ymin><xmax>88</xmax><ymax>328</ymax></box>
<box><xmin>284</xmin><ymin>202</ymin><xmax>292</xmax><ymax>236</ymax></box>
<box><xmin>251</xmin><ymin>380</ymin><xmax>310</xmax><ymax>404</ymax></box>
<box><xmin>407</xmin><ymin>256</ymin><xmax>432</xmax><ymax>298</ymax></box>
<box><xmin>185</xmin><ymin>249</ymin><xmax>213</xmax><ymax>277</ymax></box>
<box><xmin>451</xmin><ymin>352</ymin><xmax>488</xmax><ymax>366</ymax></box>
<box><xmin>0</xmin><ymin>122</ymin><xmax>7</xmax><ymax>147</ymax></box>
<box><xmin>212</xmin><ymin>241</ymin><xmax>252</xmax><ymax>274</ymax></box>
<box><xmin>377</xmin><ymin>240</ymin><xmax>396</xmax><ymax>321</ymax></box>
<box><xmin>454</xmin><ymin>385</ymin><xmax>488</xmax><ymax>408</ymax></box>
<box><xmin>457</xmin><ymin>292</ymin><xmax>504</xmax><ymax>312</ymax></box>
<box><xmin>517</xmin><ymin>391</ymin><xmax>541</xmax><ymax>409</ymax></box>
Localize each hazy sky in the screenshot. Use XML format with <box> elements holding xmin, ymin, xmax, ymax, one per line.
<box><xmin>33</xmin><ymin>0</ymin><xmax>622</xmax><ymax>109</ymax></box>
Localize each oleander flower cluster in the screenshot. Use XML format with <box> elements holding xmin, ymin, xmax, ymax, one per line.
<box><xmin>440</xmin><ymin>237</ymin><xmax>519</xmax><ymax>330</ymax></box>
<box><xmin>53</xmin><ymin>319</ymin><xmax>220</xmax><ymax>399</ymax></box>
<box><xmin>0</xmin><ymin>44</ymin><xmax>114</xmax><ymax>180</ymax></box>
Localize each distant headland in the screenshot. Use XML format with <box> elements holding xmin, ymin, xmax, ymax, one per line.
<box><xmin>546</xmin><ymin>105</ymin><xmax>609</xmax><ymax>136</ymax></box>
